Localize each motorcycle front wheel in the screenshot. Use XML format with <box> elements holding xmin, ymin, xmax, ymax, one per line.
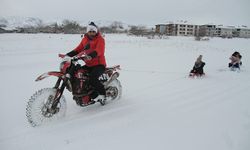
<box><xmin>26</xmin><ymin>88</ymin><xmax>67</xmax><ymax>127</ymax></box>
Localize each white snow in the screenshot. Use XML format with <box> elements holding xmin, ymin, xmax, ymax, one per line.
<box><xmin>0</xmin><ymin>17</ymin><xmax>43</xmax><ymax>30</ymax></box>
<box><xmin>0</xmin><ymin>33</ymin><xmax>250</xmax><ymax>150</ymax></box>
<box><xmin>0</xmin><ymin>17</ymin><xmax>131</xmax><ymax>31</ymax></box>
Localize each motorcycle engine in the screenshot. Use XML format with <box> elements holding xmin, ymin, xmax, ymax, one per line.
<box><xmin>72</xmin><ymin>69</ymin><xmax>90</xmax><ymax>96</ymax></box>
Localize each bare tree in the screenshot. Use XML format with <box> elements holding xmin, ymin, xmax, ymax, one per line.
<box><xmin>129</xmin><ymin>25</ymin><xmax>148</xmax><ymax>36</ymax></box>
<box><xmin>62</xmin><ymin>20</ymin><xmax>82</xmax><ymax>34</ymax></box>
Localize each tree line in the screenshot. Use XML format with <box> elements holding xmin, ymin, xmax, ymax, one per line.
<box><xmin>0</xmin><ymin>20</ymin><xmax>154</xmax><ymax>36</ymax></box>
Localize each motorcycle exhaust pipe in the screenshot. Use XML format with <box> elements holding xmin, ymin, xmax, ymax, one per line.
<box><xmin>104</xmin><ymin>72</ymin><xmax>119</xmax><ymax>88</ymax></box>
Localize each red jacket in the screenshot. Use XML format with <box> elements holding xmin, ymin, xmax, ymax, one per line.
<box><xmin>74</xmin><ymin>33</ymin><xmax>106</xmax><ymax>67</ymax></box>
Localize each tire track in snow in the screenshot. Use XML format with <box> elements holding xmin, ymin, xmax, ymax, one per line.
<box><xmin>136</xmin><ymin>73</ymin><xmax>250</xmax><ymax>114</ymax></box>
<box><xmin>118</xmin><ymin>68</ymin><xmax>250</xmax><ymax>116</ymax></box>
<box><xmin>180</xmin><ymin>82</ymin><xmax>250</xmax><ymax>112</ymax></box>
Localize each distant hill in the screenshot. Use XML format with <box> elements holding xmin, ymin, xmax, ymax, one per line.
<box><xmin>0</xmin><ymin>17</ymin><xmax>154</xmax><ymax>35</ymax></box>
<box><xmin>0</xmin><ymin>17</ymin><xmax>131</xmax><ymax>31</ymax></box>
<box><xmin>0</xmin><ymin>17</ymin><xmax>43</xmax><ymax>30</ymax></box>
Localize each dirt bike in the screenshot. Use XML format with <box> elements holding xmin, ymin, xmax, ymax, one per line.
<box><xmin>26</xmin><ymin>52</ymin><xmax>122</xmax><ymax>127</ymax></box>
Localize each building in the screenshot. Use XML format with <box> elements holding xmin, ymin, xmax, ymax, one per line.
<box><xmin>155</xmin><ymin>22</ymin><xmax>250</xmax><ymax>38</ymax></box>
<box><xmin>233</xmin><ymin>26</ymin><xmax>250</xmax><ymax>38</ymax></box>
<box><xmin>200</xmin><ymin>25</ymin><xmax>250</xmax><ymax>38</ymax></box>
<box><xmin>215</xmin><ymin>25</ymin><xmax>234</xmax><ymax>38</ymax></box>
<box><xmin>199</xmin><ymin>24</ymin><xmax>216</xmax><ymax>36</ymax></box>
<box><xmin>155</xmin><ymin>24</ymin><xmax>167</xmax><ymax>34</ymax></box>
<box><xmin>155</xmin><ymin>21</ymin><xmax>199</xmax><ymax>36</ymax></box>
<box><xmin>176</xmin><ymin>23</ymin><xmax>199</xmax><ymax>36</ymax></box>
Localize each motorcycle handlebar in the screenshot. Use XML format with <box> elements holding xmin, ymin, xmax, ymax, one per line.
<box><xmin>58</xmin><ymin>53</ymin><xmax>87</xmax><ymax>62</ymax></box>
<box><xmin>58</xmin><ymin>54</ymin><xmax>66</xmax><ymax>58</ymax></box>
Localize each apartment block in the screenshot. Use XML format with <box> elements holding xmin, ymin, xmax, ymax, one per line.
<box><xmin>234</xmin><ymin>26</ymin><xmax>250</xmax><ymax>38</ymax></box>
<box><xmin>156</xmin><ymin>22</ymin><xmax>250</xmax><ymax>38</ymax></box>
<box><xmin>155</xmin><ymin>21</ymin><xmax>199</xmax><ymax>36</ymax></box>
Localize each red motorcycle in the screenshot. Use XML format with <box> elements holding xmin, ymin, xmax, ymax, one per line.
<box><xmin>26</xmin><ymin>53</ymin><xmax>122</xmax><ymax>127</ymax></box>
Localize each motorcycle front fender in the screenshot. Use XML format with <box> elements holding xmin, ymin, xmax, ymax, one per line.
<box><xmin>35</xmin><ymin>71</ymin><xmax>64</xmax><ymax>81</ymax></box>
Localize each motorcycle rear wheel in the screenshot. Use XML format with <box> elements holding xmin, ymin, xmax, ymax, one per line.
<box><xmin>106</xmin><ymin>79</ymin><xmax>122</xmax><ymax>101</ymax></box>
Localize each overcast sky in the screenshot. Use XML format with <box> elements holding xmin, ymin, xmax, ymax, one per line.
<box><xmin>0</xmin><ymin>0</ymin><xmax>250</xmax><ymax>26</ymax></box>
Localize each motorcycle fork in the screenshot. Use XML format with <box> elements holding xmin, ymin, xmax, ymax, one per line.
<box><xmin>51</xmin><ymin>79</ymin><xmax>67</xmax><ymax>111</ymax></box>
<box><xmin>51</xmin><ymin>64</ymin><xmax>75</xmax><ymax>110</ymax></box>
<box><xmin>54</xmin><ymin>78</ymin><xmax>62</xmax><ymax>89</ymax></box>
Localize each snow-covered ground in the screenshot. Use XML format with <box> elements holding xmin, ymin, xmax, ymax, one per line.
<box><xmin>0</xmin><ymin>33</ymin><xmax>250</xmax><ymax>150</ymax></box>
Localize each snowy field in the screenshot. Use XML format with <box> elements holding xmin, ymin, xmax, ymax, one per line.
<box><xmin>0</xmin><ymin>33</ymin><xmax>250</xmax><ymax>150</ymax></box>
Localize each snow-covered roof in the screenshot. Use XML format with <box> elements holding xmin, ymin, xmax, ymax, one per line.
<box><xmin>155</xmin><ymin>20</ymin><xmax>197</xmax><ymax>26</ymax></box>
<box><xmin>201</xmin><ymin>23</ymin><xmax>217</xmax><ymax>26</ymax></box>
<box><xmin>216</xmin><ymin>25</ymin><xmax>235</xmax><ymax>29</ymax></box>
<box><xmin>235</xmin><ymin>25</ymin><xmax>250</xmax><ymax>29</ymax></box>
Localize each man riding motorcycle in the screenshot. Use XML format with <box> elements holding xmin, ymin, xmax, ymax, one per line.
<box><xmin>64</xmin><ymin>22</ymin><xmax>106</xmax><ymax>104</ymax></box>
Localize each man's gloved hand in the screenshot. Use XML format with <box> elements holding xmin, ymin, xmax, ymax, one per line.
<box><xmin>82</xmin><ymin>55</ymin><xmax>92</xmax><ymax>61</ymax></box>
<box><xmin>58</xmin><ymin>54</ymin><xmax>66</xmax><ymax>58</ymax></box>
<box><xmin>62</xmin><ymin>55</ymin><xmax>72</xmax><ymax>62</ymax></box>
<box><xmin>59</xmin><ymin>53</ymin><xmax>71</xmax><ymax>61</ymax></box>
